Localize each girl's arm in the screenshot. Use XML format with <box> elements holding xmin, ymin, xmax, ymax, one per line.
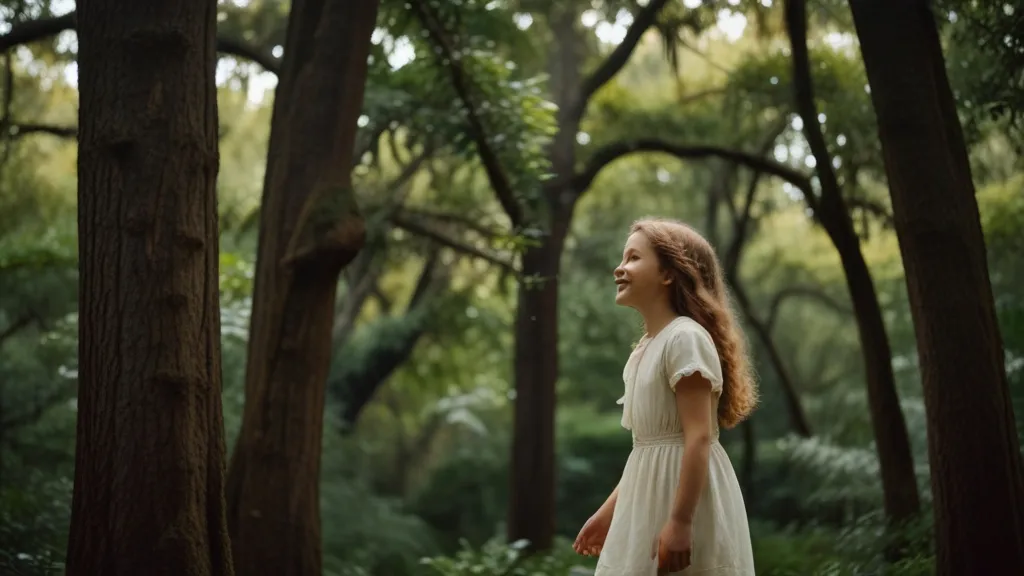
<box><xmin>598</xmin><ymin>483</ymin><xmax>621</xmax><ymax>517</ymax></box>
<box><xmin>668</xmin><ymin>373</ymin><xmax>715</xmax><ymax>524</ymax></box>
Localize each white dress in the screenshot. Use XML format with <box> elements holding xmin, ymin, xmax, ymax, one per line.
<box><xmin>594</xmin><ymin>316</ymin><xmax>755</xmax><ymax>576</ymax></box>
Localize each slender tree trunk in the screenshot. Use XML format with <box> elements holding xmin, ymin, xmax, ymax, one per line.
<box><xmin>784</xmin><ymin>0</ymin><xmax>921</xmax><ymax>530</ymax></box>
<box><xmin>224</xmin><ymin>1</ymin><xmax>380</xmax><ymax>574</ymax></box>
<box><xmin>847</xmin><ymin>2</ymin><xmax>1024</xmax><ymax>572</ymax></box>
<box><xmin>741</xmin><ymin>419</ymin><xmax>756</xmax><ymax>504</ymax></box>
<box><xmin>508</xmin><ymin>205</ymin><xmax>572</xmax><ymax>550</ymax></box>
<box><xmin>66</xmin><ymin>1</ymin><xmax>232</xmax><ymax>574</ymax></box>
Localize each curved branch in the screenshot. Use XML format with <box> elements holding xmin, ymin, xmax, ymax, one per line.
<box><xmin>391</xmin><ymin>214</ymin><xmax>517</xmax><ymax>275</ymax></box>
<box><xmin>846</xmin><ymin>197</ymin><xmax>895</xmax><ymax>228</ymax></box>
<box><xmin>766</xmin><ymin>285</ymin><xmax>851</xmax><ymax>331</ymax></box>
<box><xmin>573</xmin><ymin>138</ymin><xmax>813</xmax><ymax>195</ymax></box>
<box><xmin>215</xmin><ymin>36</ymin><xmax>281</xmax><ymax>75</ymax></box>
<box><xmin>0</xmin><ymin>11</ymin><xmax>280</xmax><ymax>75</ymax></box>
<box><xmin>571</xmin><ymin>0</ymin><xmax>672</xmax><ymax>124</ymax></box>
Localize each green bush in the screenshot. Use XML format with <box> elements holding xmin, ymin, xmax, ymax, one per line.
<box><xmin>0</xmin><ymin>473</ymin><xmax>71</xmax><ymax>576</ymax></box>
<box><xmin>420</xmin><ymin>537</ymin><xmax>592</xmax><ymax>576</ymax></box>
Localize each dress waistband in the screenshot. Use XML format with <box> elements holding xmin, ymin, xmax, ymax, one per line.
<box><xmin>632</xmin><ymin>432</ymin><xmax>719</xmax><ymax>448</ymax></box>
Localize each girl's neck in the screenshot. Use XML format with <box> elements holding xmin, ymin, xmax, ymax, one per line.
<box><xmin>639</xmin><ymin>301</ymin><xmax>680</xmax><ymax>339</ymax></box>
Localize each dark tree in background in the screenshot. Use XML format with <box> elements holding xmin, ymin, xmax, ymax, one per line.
<box><xmin>847</xmin><ymin>1</ymin><xmax>1024</xmax><ymax>573</ymax></box>
<box><xmin>224</xmin><ymin>0</ymin><xmax>381</xmax><ymax>574</ymax></box>
<box><xmin>66</xmin><ymin>0</ymin><xmax>233</xmax><ymax>575</ymax></box>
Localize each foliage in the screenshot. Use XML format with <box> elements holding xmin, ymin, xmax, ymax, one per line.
<box><xmin>420</xmin><ymin>537</ymin><xmax>590</xmax><ymax>576</ymax></box>
<box><xmin>0</xmin><ymin>473</ymin><xmax>70</xmax><ymax>576</ymax></box>
<box><xmin>941</xmin><ymin>0</ymin><xmax>1024</xmax><ymax>141</ymax></box>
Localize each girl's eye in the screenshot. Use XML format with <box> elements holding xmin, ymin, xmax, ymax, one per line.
<box><xmin>630</xmin><ymin>255</ymin><xmax>639</xmax><ymax>261</ymax></box>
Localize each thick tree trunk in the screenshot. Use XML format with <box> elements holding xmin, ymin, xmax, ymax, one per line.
<box><xmin>224</xmin><ymin>1</ymin><xmax>380</xmax><ymax>575</ymax></box>
<box><xmin>847</xmin><ymin>2</ymin><xmax>1024</xmax><ymax>572</ymax></box>
<box><xmin>508</xmin><ymin>206</ymin><xmax>572</xmax><ymax>550</ymax></box>
<box><xmin>66</xmin><ymin>1</ymin><xmax>232</xmax><ymax>575</ymax></box>
<box><xmin>784</xmin><ymin>0</ymin><xmax>921</xmax><ymax>530</ymax></box>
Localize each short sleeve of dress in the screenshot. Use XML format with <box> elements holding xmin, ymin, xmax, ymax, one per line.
<box><xmin>662</xmin><ymin>320</ymin><xmax>724</xmax><ymax>395</ymax></box>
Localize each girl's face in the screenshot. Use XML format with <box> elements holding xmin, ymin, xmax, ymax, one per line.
<box><xmin>614</xmin><ymin>231</ymin><xmax>670</xmax><ymax>309</ymax></box>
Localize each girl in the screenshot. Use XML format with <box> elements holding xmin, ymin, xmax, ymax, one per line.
<box><xmin>573</xmin><ymin>218</ymin><xmax>757</xmax><ymax>575</ymax></box>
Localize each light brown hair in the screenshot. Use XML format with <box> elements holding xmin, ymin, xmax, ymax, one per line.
<box><xmin>631</xmin><ymin>217</ymin><xmax>758</xmax><ymax>428</ymax></box>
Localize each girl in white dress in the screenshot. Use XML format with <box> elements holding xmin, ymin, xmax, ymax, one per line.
<box><xmin>573</xmin><ymin>218</ymin><xmax>758</xmax><ymax>575</ymax></box>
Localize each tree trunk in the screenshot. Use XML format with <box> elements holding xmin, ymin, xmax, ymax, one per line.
<box><xmin>847</xmin><ymin>2</ymin><xmax>1024</xmax><ymax>572</ymax></box>
<box><xmin>224</xmin><ymin>1</ymin><xmax>380</xmax><ymax>574</ymax></box>
<box><xmin>66</xmin><ymin>1</ymin><xmax>232</xmax><ymax>574</ymax></box>
<box><xmin>784</xmin><ymin>0</ymin><xmax>921</xmax><ymax>529</ymax></box>
<box><xmin>508</xmin><ymin>205</ymin><xmax>573</xmax><ymax>550</ymax></box>
<box><xmin>833</xmin><ymin>233</ymin><xmax>922</xmax><ymax>523</ymax></box>
<box><xmin>741</xmin><ymin>419</ymin><xmax>756</xmax><ymax>505</ymax></box>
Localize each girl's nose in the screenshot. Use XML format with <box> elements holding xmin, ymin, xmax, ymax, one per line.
<box><xmin>613</xmin><ymin>264</ymin><xmax>624</xmax><ymax>278</ymax></box>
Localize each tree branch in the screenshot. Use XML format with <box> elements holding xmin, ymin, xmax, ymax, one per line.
<box><xmin>0</xmin><ymin>11</ymin><xmax>281</xmax><ymax>75</ymax></box>
<box><xmin>766</xmin><ymin>285</ymin><xmax>851</xmax><ymax>331</ymax></box>
<box><xmin>784</xmin><ymin>0</ymin><xmax>838</xmax><ymax>218</ymax></box>
<box><xmin>9</xmin><ymin>122</ymin><xmax>77</xmax><ymax>139</ymax></box>
<box><xmin>0</xmin><ymin>12</ymin><xmax>75</xmax><ymax>52</ymax></box>
<box><xmin>570</xmin><ymin>0</ymin><xmax>672</xmax><ymax>125</ymax></box>
<box><xmin>215</xmin><ymin>36</ymin><xmax>281</xmax><ymax>75</ymax></box>
<box><xmin>409</xmin><ymin>0</ymin><xmax>521</xmax><ymax>226</ymax></box>
<box><xmin>846</xmin><ymin>197</ymin><xmax>895</xmax><ymax>228</ymax></box>
<box><xmin>392</xmin><ymin>214</ymin><xmax>517</xmax><ymax>275</ymax></box>
<box><xmin>573</xmin><ymin>138</ymin><xmax>813</xmax><ymax>196</ymax></box>
<box><xmin>396</xmin><ymin>206</ymin><xmax>507</xmax><ymax>240</ymax></box>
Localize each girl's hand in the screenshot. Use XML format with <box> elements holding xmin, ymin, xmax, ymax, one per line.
<box><xmin>573</xmin><ymin>507</ymin><xmax>612</xmax><ymax>557</ymax></box>
<box><xmin>654</xmin><ymin>518</ymin><xmax>692</xmax><ymax>574</ymax></box>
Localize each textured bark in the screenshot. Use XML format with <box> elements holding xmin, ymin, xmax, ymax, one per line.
<box><xmin>223</xmin><ymin>0</ymin><xmax>380</xmax><ymax>574</ymax></box>
<box><xmin>66</xmin><ymin>1</ymin><xmax>232</xmax><ymax>575</ymax></box>
<box><xmin>784</xmin><ymin>0</ymin><xmax>921</xmax><ymax>528</ymax></box>
<box><xmin>847</xmin><ymin>1</ymin><xmax>1024</xmax><ymax>572</ymax></box>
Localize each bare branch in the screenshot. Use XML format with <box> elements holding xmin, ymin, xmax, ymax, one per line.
<box><xmin>0</xmin><ymin>11</ymin><xmax>281</xmax><ymax>75</ymax></box>
<box><xmin>570</xmin><ymin>0</ymin><xmax>672</xmax><ymax>124</ymax></box>
<box><xmin>396</xmin><ymin>206</ymin><xmax>507</xmax><ymax>240</ymax></box>
<box><xmin>391</xmin><ymin>214</ymin><xmax>517</xmax><ymax>275</ymax></box>
<box><xmin>766</xmin><ymin>285</ymin><xmax>852</xmax><ymax>331</ymax></box>
<box><xmin>409</xmin><ymin>0</ymin><xmax>522</xmax><ymax>226</ymax></box>
<box><xmin>9</xmin><ymin>122</ymin><xmax>77</xmax><ymax>139</ymax></box>
<box><xmin>215</xmin><ymin>36</ymin><xmax>281</xmax><ymax>75</ymax></box>
<box><xmin>573</xmin><ymin>138</ymin><xmax>813</xmax><ymax>196</ymax></box>
<box><xmin>846</xmin><ymin>197</ymin><xmax>895</xmax><ymax>228</ymax></box>
<box><xmin>0</xmin><ymin>12</ymin><xmax>75</xmax><ymax>52</ymax></box>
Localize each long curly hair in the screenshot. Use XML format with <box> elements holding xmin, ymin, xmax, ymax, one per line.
<box><xmin>631</xmin><ymin>218</ymin><xmax>758</xmax><ymax>428</ymax></box>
